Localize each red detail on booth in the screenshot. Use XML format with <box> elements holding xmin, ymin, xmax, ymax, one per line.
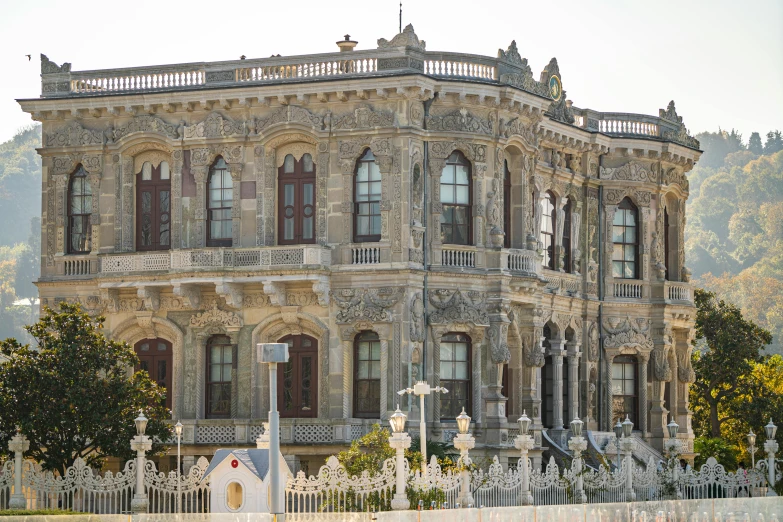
<box><xmin>231</xmin><ymin>459</ymin><xmax>239</xmax><ymax>468</ymax></box>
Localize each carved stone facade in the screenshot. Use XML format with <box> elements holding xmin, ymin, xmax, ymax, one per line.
<box><xmin>24</xmin><ymin>25</ymin><xmax>700</xmax><ymax>461</ymax></box>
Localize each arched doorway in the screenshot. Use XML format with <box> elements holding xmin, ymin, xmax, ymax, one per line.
<box><xmin>278</xmin><ymin>334</ymin><xmax>318</xmax><ymax>418</ymax></box>
<box><xmin>134</xmin><ymin>338</ymin><xmax>173</xmax><ymax>410</ymax></box>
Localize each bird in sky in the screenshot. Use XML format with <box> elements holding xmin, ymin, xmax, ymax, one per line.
<box><xmin>25</xmin><ymin>54</ymin><xmax>31</xmax><ymax>61</ymax></box>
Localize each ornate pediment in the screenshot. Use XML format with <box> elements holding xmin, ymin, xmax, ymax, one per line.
<box><xmin>428</xmin><ymin>289</ymin><xmax>489</xmax><ymax>326</ymax></box>
<box><xmin>662</xmin><ymin>167</ymin><xmax>689</xmax><ymax>190</ymax></box>
<box><xmin>501</xmin><ymin>118</ymin><xmax>539</xmax><ymax>149</ymax></box>
<box><xmin>185</xmin><ymin>112</ymin><xmax>245</xmax><ymax>139</ymax></box>
<box><xmin>45</xmin><ymin>121</ymin><xmax>103</xmax><ymax>148</ymax></box>
<box><xmin>603</xmin><ymin>316</ymin><xmax>653</xmax><ymax>351</ymax></box>
<box><xmin>377</xmin><ymin>24</ymin><xmax>426</xmax><ymax>51</ymax></box>
<box><xmin>599</xmin><ymin>161</ymin><xmax>658</xmax><ymax>183</ymax></box>
<box><xmin>331</xmin><ymin>105</ymin><xmax>395</xmax><ymax>130</ymax></box>
<box><xmin>659</xmin><ymin>101</ymin><xmax>700</xmax><ymax>149</ymax></box>
<box><xmin>331</xmin><ymin>287</ymin><xmax>403</xmax><ymax>324</ymax></box>
<box><xmin>113</xmin><ymin>116</ymin><xmax>179</xmax><ymax>141</ymax></box>
<box><xmin>256</xmin><ymin>105</ymin><xmax>323</xmax><ymax>132</ymax></box>
<box><xmin>659</xmin><ymin>101</ymin><xmax>682</xmax><ymax>124</ymax></box>
<box><xmin>41</xmin><ymin>54</ymin><xmax>70</xmax><ymax>74</ymax></box>
<box><xmin>190</xmin><ymin>303</ymin><xmax>242</xmax><ymax>328</ymax></box>
<box><xmin>497</xmin><ymin>40</ymin><xmax>526</xmax><ymax>67</ymax></box>
<box><xmin>429</xmin><ymin>140</ymin><xmax>486</xmax><ymax>162</ymax></box>
<box><xmin>426</xmin><ymin>107</ymin><xmax>494</xmax><ymax>136</ymax></box>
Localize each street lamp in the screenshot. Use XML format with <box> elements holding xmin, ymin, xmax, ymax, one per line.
<box><xmin>130</xmin><ymin>410</ymin><xmax>152</xmax><ymax>513</ymax></box>
<box><xmin>619</xmin><ymin>416</ymin><xmax>635</xmax><ymax>502</ymax></box>
<box><xmin>397</xmin><ymin>381</ymin><xmax>449</xmax><ymax>477</ymax></box>
<box><xmin>135</xmin><ymin>411</ymin><xmax>148</xmax><ymax>436</ymax></box>
<box><xmin>456</xmin><ymin>407</ymin><xmax>471</xmax><ymax>435</ymax></box>
<box><xmin>452</xmin><ymin>407</ymin><xmax>475</xmax><ymax>508</ymax></box>
<box><xmin>174</xmin><ymin>421</ymin><xmax>183</xmax><ymax>514</ymax></box>
<box><xmin>388</xmin><ymin>405</ymin><xmax>411</xmax><ymax>511</ymax></box>
<box><xmin>514</xmin><ymin>411</ymin><xmax>534</xmax><ymax>505</ymax></box>
<box><xmin>763</xmin><ymin>419</ymin><xmax>779</xmax><ymax>493</ymax></box>
<box><xmin>622</xmin><ymin>415</ymin><xmax>633</xmax><ymax>438</ymax></box>
<box><xmin>613</xmin><ymin>419</ymin><xmax>623</xmax><ymax>470</ymax></box>
<box><xmin>568</xmin><ymin>416</ymin><xmax>587</xmax><ymax>504</ymax></box>
<box><xmin>748</xmin><ymin>430</ymin><xmax>757</xmax><ymax>469</ymax></box>
<box><xmin>665</xmin><ymin>417</ymin><xmax>680</xmax><ymax>458</ymax></box>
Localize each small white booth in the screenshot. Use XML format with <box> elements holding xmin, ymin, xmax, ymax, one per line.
<box><xmin>201</xmin><ymin>448</ymin><xmax>290</xmax><ymax>513</ymax></box>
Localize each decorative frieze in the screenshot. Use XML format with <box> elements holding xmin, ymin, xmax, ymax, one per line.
<box><xmin>428</xmin><ymin>289</ymin><xmax>489</xmax><ymax>326</ymax></box>
<box><xmin>331</xmin><ymin>105</ymin><xmax>395</xmax><ymax>130</ymax></box>
<box><xmin>599</xmin><ymin>161</ymin><xmax>658</xmax><ymax>183</ymax></box>
<box><xmin>603</xmin><ymin>316</ymin><xmax>654</xmax><ymax>351</ymax></box>
<box><xmin>426</xmin><ymin>107</ymin><xmax>494</xmax><ymax>135</ymax></box>
<box><xmin>331</xmin><ymin>287</ymin><xmax>403</xmax><ymax>324</ymax></box>
<box><xmin>185</xmin><ymin>112</ymin><xmax>245</xmax><ymax>139</ymax></box>
<box><xmin>189</xmin><ymin>302</ymin><xmax>242</xmax><ymax>329</ymax></box>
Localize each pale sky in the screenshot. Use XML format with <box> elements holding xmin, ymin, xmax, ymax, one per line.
<box><xmin>1</xmin><ymin>0</ymin><xmax>781</xmax><ymax>144</ymax></box>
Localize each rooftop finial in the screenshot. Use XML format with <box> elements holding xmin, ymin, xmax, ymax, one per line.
<box><xmin>336</xmin><ymin>34</ymin><xmax>358</xmax><ymax>52</ymax></box>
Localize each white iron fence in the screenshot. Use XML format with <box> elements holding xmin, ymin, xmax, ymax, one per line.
<box><xmin>145</xmin><ymin>457</ymin><xmax>211</xmax><ymax>513</ymax></box>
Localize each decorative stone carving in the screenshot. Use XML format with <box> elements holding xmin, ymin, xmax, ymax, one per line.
<box><xmin>215</xmin><ymin>282</ymin><xmax>244</xmax><ymax>309</ymax></box>
<box><xmin>172</xmin><ymin>284</ymin><xmax>202</xmax><ymax>309</ymax></box>
<box><xmin>331</xmin><ymin>287</ymin><xmax>403</xmax><ymax>324</ymax></box>
<box><xmin>487</xmin><ymin>321</ymin><xmax>511</xmax><ymax>364</ymax></box>
<box><xmin>41</xmin><ymin>54</ymin><xmax>71</xmax><ymax>74</ymax></box>
<box><xmin>256</xmin><ymin>105</ymin><xmax>323</xmax><ymax>131</ymax></box>
<box><xmin>185</xmin><ymin>112</ymin><xmax>245</xmax><ymax>138</ymax></box>
<box><xmin>45</xmin><ymin>121</ymin><xmax>103</xmax><ymax>147</ymax></box>
<box><xmin>677</xmin><ymin>345</ymin><xmax>696</xmax><ymax>383</ymax></box>
<box><xmin>113</xmin><ymin>116</ymin><xmax>179</xmax><ymax>141</ymax></box>
<box><xmin>428</xmin><ymin>289</ymin><xmax>489</xmax><ymax>326</ymax></box>
<box><xmin>652</xmin><ymin>345</ymin><xmax>672</xmax><ymax>382</ymax></box>
<box><xmin>312</xmin><ymin>280</ymin><xmax>330</xmax><ymax>307</ymax></box>
<box><xmin>429</xmin><ymin>140</ymin><xmax>486</xmax><ymax>162</ymax></box>
<box><xmin>410</xmin><ymin>292</ymin><xmax>425</xmax><ymax>343</ymax></box>
<box><xmin>587</xmin><ymin>323</ymin><xmax>599</xmax><ymax>362</ymax></box>
<box><xmin>501</xmin><ymin>118</ymin><xmax>539</xmax><ymax>150</ymax></box>
<box><xmin>603</xmin><ymin>188</ymin><xmax>651</xmax><ymax>206</ymax></box>
<box><xmin>603</xmin><ymin>316</ymin><xmax>654</xmax><ymax>351</ymax></box>
<box><xmin>497</xmin><ymin>40</ymin><xmax>525</xmax><ymax>66</ymax></box>
<box><xmin>189</xmin><ymin>302</ymin><xmax>242</xmax><ymax>329</ymax></box>
<box><xmin>600</xmin><ymin>161</ymin><xmax>658</xmax><ymax>183</ymax></box>
<box><xmin>426</xmin><ymin>107</ymin><xmax>494</xmax><ymax>135</ymax></box>
<box><xmin>263</xmin><ymin>281</ymin><xmax>287</xmax><ymax>307</ymax></box>
<box><xmin>331</xmin><ymin>105</ymin><xmax>394</xmax><ymax>130</ymax></box>
<box><xmin>377</xmin><ymin>24</ymin><xmax>425</xmax><ymax>51</ymax></box>
<box><xmin>137</xmin><ymin>286</ymin><xmax>161</xmax><ymax>312</ymax></box>
<box><xmin>659</xmin><ymin>101</ymin><xmax>700</xmax><ymax>149</ymax></box>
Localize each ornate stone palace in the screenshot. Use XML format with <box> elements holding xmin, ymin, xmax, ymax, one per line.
<box><xmin>19</xmin><ymin>26</ymin><xmax>701</xmax><ymax>472</ymax></box>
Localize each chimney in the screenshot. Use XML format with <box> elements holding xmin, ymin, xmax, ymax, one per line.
<box><xmin>336</xmin><ymin>34</ymin><xmax>358</xmax><ymax>52</ymax></box>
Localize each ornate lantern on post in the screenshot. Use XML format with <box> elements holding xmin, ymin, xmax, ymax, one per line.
<box><xmin>130</xmin><ymin>411</ymin><xmax>152</xmax><ymax>513</ymax></box>
<box><xmin>665</xmin><ymin>417</ymin><xmax>680</xmax><ymax>458</ymax></box>
<box><xmin>619</xmin><ymin>415</ymin><xmax>636</xmax><ymax>502</ymax></box>
<box><xmin>8</xmin><ymin>427</ymin><xmax>29</xmax><ymax>510</ymax></box>
<box><xmin>567</xmin><ymin>416</ymin><xmax>587</xmax><ymax>503</ymax></box>
<box><xmin>763</xmin><ymin>419</ymin><xmax>779</xmax><ymax>494</ymax></box>
<box><xmin>388</xmin><ymin>406</ymin><xmax>412</xmax><ymax>511</ymax></box>
<box><xmin>452</xmin><ymin>407</ymin><xmax>476</xmax><ymax>508</ymax></box>
<box><xmin>514</xmin><ymin>411</ymin><xmax>535</xmax><ymax>505</ymax></box>
<box><xmin>613</xmin><ymin>419</ymin><xmax>623</xmax><ymax>470</ymax></box>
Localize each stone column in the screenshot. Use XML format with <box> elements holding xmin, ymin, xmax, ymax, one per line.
<box><xmin>431</xmin><ymin>327</ymin><xmax>444</xmax><ymax>429</ymax></box>
<box><xmin>555</xmin><ymin>198</ymin><xmax>566</xmax><ymax>271</ymax></box>
<box><xmin>650</xmin><ymin>330</ymin><xmax>673</xmax><ymax>449</ymax></box>
<box><xmin>519</xmin><ymin>326</ymin><xmax>545</xmax><ymax>427</ymax></box>
<box><xmin>675</xmin><ymin>330</ymin><xmax>696</xmax><ymax>436</ymax></box>
<box><xmin>485</xmin><ymin>312</ymin><xmax>510</xmax><ymax>445</ymax></box>
<box><xmin>380</xmin><ymin>338</ymin><xmax>389</xmax><ymax>421</ymax></box>
<box><xmin>192</xmin><ymin>166</ymin><xmax>208</xmax><ymax>248</ymax></box>
<box><xmin>566</xmin><ymin>344</ymin><xmax>581</xmax><ymax>423</ymax></box>
<box><xmin>121</xmin><ymin>156</ymin><xmax>134</xmax><ymax>252</ymax></box>
<box><xmin>195</xmin><ymin>332</ymin><xmax>207</xmax><ymax>419</ymax></box>
<box><xmin>604</xmin><ymin>353</ymin><xmax>616</xmax><ymax>430</ymax></box>
<box><xmin>171</xmin><ymin>150</ymin><xmax>183</xmax><ymax>249</ymax></box>
<box><xmin>639</xmin><ymin>352</ymin><xmax>649</xmax><ymax>437</ymax></box>
<box><xmin>549</xmin><ymin>338</ymin><xmax>566</xmax><ymax>429</ymax></box>
<box><xmin>54</xmin><ymin>173</ymin><xmax>68</xmax><ymax>256</ymax></box>
<box><xmin>85</xmin><ymin>162</ymin><xmax>102</xmax><ymax>254</ymax></box>
<box><xmin>228</xmin><ymin>163</ymin><xmax>242</xmax><ymax>247</ymax></box>
<box><xmin>342</xmin><ymin>337</ymin><xmax>353</xmax><ymax>419</ymax></box>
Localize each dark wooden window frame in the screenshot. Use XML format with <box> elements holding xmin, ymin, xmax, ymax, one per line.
<box><xmin>353</xmin><ymin>331</ymin><xmax>381</xmax><ymax>418</ymax></box>
<box><xmin>353</xmin><ymin>149</ymin><xmax>382</xmax><ymax>243</ymax></box>
<box><xmin>134</xmin><ymin>338</ymin><xmax>173</xmax><ymax>411</ymax></box>
<box><xmin>67</xmin><ymin>165</ymin><xmax>92</xmax><ymax>254</ymax></box>
<box><xmin>540</xmin><ymin>191</ymin><xmax>556</xmax><ymax>270</ymax></box>
<box><xmin>612</xmin><ymin>354</ymin><xmax>638</xmax><ymax>426</ymax></box>
<box><xmin>278</xmin><ymin>154</ymin><xmax>316</xmax><ymax>245</ymax></box>
<box><xmin>612</xmin><ymin>198</ymin><xmax>639</xmax><ymax>279</ymax></box>
<box><xmin>503</xmin><ymin>160</ymin><xmax>511</xmax><ymax>249</ymax></box>
<box><xmin>278</xmin><ymin>334</ymin><xmax>318</xmax><ymax>418</ymax></box>
<box><xmin>562</xmin><ymin>197</ymin><xmax>572</xmax><ymax>273</ymax></box>
<box><xmin>440</xmin><ymin>151</ymin><xmax>472</xmax><ymax>246</ymax></box>
<box><xmin>440</xmin><ymin>332</ymin><xmax>472</xmax><ymax>420</ymax></box>
<box><xmin>207</xmin><ymin>157</ymin><xmax>233</xmax><ymax>247</ymax></box>
<box><xmin>136</xmin><ymin>161</ymin><xmax>172</xmax><ymax>252</ymax></box>
<box><xmin>206</xmin><ymin>335</ymin><xmax>236</xmax><ymax>419</ymax></box>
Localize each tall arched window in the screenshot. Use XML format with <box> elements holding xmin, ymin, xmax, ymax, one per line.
<box><xmin>135</xmin><ymin>338</ymin><xmax>173</xmax><ymax>411</ymax></box>
<box><xmin>68</xmin><ymin>166</ymin><xmax>92</xmax><ymax>254</ymax></box>
<box><xmin>278</xmin><ymin>153</ymin><xmax>316</xmax><ymax>245</ymax></box>
<box><xmin>207</xmin><ymin>158</ymin><xmax>232</xmax><ymax>247</ymax></box>
<box><xmin>278</xmin><ymin>334</ymin><xmax>318</xmax><ymax>418</ymax></box>
<box><xmin>137</xmin><ymin>161</ymin><xmax>171</xmax><ymax>251</ymax></box>
<box><xmin>440</xmin><ymin>152</ymin><xmax>471</xmax><ymax>245</ymax></box>
<box><xmin>562</xmin><ymin>198</ymin><xmax>572</xmax><ymax>273</ymax></box>
<box><xmin>612</xmin><ymin>198</ymin><xmax>639</xmax><ymax>279</ymax></box>
<box><xmin>206</xmin><ymin>335</ymin><xmax>235</xmax><ymax>419</ymax></box>
<box><xmin>503</xmin><ymin>160</ymin><xmax>511</xmax><ymax>248</ymax></box>
<box><xmin>664</xmin><ymin>207</ymin><xmax>671</xmax><ymax>280</ymax></box>
<box><xmin>354</xmin><ymin>331</ymin><xmax>381</xmax><ymax>418</ymax></box>
<box><xmin>540</xmin><ymin>191</ymin><xmax>556</xmax><ymax>270</ymax></box>
<box><xmin>354</xmin><ymin>149</ymin><xmax>382</xmax><ymax>242</ymax></box>
<box><xmin>440</xmin><ymin>333</ymin><xmax>471</xmax><ymax>419</ymax></box>
<box><xmin>612</xmin><ymin>355</ymin><xmax>638</xmax><ymax>425</ymax></box>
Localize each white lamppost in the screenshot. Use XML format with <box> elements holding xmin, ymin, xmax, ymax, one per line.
<box><xmin>764</xmin><ymin>419</ymin><xmax>778</xmax><ymax>495</ymax></box>
<box><xmin>8</xmin><ymin>427</ymin><xmax>29</xmax><ymax>510</ymax></box>
<box><xmin>388</xmin><ymin>405</ymin><xmax>412</xmax><ymax>511</ymax></box>
<box><xmin>568</xmin><ymin>416</ymin><xmax>587</xmax><ymax>504</ymax></box>
<box><xmin>619</xmin><ymin>415</ymin><xmax>635</xmax><ymax>502</ymax></box>
<box><xmin>397</xmin><ymin>381</ymin><xmax>448</xmax><ymax>477</ymax></box>
<box><xmin>514</xmin><ymin>411</ymin><xmax>535</xmax><ymax>505</ymax></box>
<box><xmin>748</xmin><ymin>430</ymin><xmax>758</xmax><ymax>470</ymax></box>
<box><xmin>131</xmin><ymin>411</ymin><xmax>152</xmax><ymax>513</ymax></box>
<box><xmin>453</xmin><ymin>407</ymin><xmax>475</xmax><ymax>508</ymax></box>
<box><xmin>174</xmin><ymin>421</ymin><xmax>183</xmax><ymax>514</ymax></box>
<box><xmin>665</xmin><ymin>417</ymin><xmax>681</xmax><ymax>499</ymax></box>
<box><xmin>613</xmin><ymin>419</ymin><xmax>623</xmax><ymax>471</ymax></box>
<box><xmin>258</xmin><ymin>342</ymin><xmax>290</xmax><ymax>522</ymax></box>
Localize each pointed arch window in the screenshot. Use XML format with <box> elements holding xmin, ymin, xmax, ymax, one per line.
<box><xmin>440</xmin><ymin>333</ymin><xmax>471</xmax><ymax>419</ymax></box>
<box><xmin>440</xmin><ymin>152</ymin><xmax>471</xmax><ymax>245</ymax></box>
<box><xmin>207</xmin><ymin>158</ymin><xmax>232</xmax><ymax>247</ymax></box>
<box><xmin>68</xmin><ymin>166</ymin><xmax>92</xmax><ymax>254</ymax></box>
<box><xmin>540</xmin><ymin>191</ymin><xmax>556</xmax><ymax>270</ymax></box>
<box><xmin>503</xmin><ymin>160</ymin><xmax>511</xmax><ymax>248</ymax></box>
<box><xmin>562</xmin><ymin>198</ymin><xmax>572</xmax><ymax>273</ymax></box>
<box><xmin>278</xmin><ymin>153</ymin><xmax>316</xmax><ymax>245</ymax></box>
<box><xmin>612</xmin><ymin>198</ymin><xmax>639</xmax><ymax>279</ymax></box>
<box><xmin>354</xmin><ymin>149</ymin><xmax>382</xmax><ymax>242</ymax></box>
<box><xmin>137</xmin><ymin>161</ymin><xmax>171</xmax><ymax>251</ymax></box>
<box><xmin>353</xmin><ymin>331</ymin><xmax>381</xmax><ymax>418</ymax></box>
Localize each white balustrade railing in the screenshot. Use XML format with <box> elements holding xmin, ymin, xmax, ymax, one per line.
<box><xmin>424</xmin><ymin>59</ymin><xmax>496</xmax><ymax>80</ymax></box>
<box><xmin>63</xmin><ymin>257</ymin><xmax>94</xmax><ymax>276</ymax></box>
<box><xmin>351</xmin><ymin>246</ymin><xmax>381</xmax><ymax>265</ymax></box>
<box><xmin>71</xmin><ymin>70</ymin><xmax>205</xmax><ymax>94</ymax></box>
<box><xmin>613</xmin><ymin>281</ymin><xmax>643</xmax><ymax>299</ymax></box>
<box><xmin>598</xmin><ymin>119</ymin><xmax>659</xmax><ymax>137</ymax></box>
<box><xmin>237</xmin><ymin>58</ymin><xmax>377</xmax><ymax>83</ymax></box>
<box><xmin>506</xmin><ymin>249</ymin><xmax>538</xmax><ymax>273</ymax></box>
<box><xmin>442</xmin><ymin>247</ymin><xmax>476</xmax><ymax>268</ymax></box>
<box><xmin>667</xmin><ymin>282</ymin><xmax>692</xmax><ymax>302</ymax></box>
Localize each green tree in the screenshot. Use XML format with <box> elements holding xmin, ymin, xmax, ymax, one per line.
<box><xmin>749</xmin><ymin>132</ymin><xmax>763</xmax><ymax>155</ymax></box>
<box><xmin>764</xmin><ymin>130</ymin><xmax>783</xmax><ymax>155</ymax></box>
<box><xmin>690</xmin><ymin>289</ymin><xmax>772</xmax><ymax>438</ymax></box>
<box><xmin>0</xmin><ymin>302</ymin><xmax>171</xmax><ymax>475</ymax></box>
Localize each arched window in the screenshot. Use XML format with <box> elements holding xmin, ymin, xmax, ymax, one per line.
<box><xmin>440</xmin><ymin>333</ymin><xmax>471</xmax><ymax>419</ymax></box>
<box><xmin>612</xmin><ymin>355</ymin><xmax>638</xmax><ymax>425</ymax></box>
<box><xmin>503</xmin><ymin>160</ymin><xmax>511</xmax><ymax>248</ymax></box>
<box><xmin>664</xmin><ymin>207</ymin><xmax>671</xmax><ymax>280</ymax></box>
<box><xmin>68</xmin><ymin>166</ymin><xmax>92</xmax><ymax>254</ymax></box>
<box><xmin>354</xmin><ymin>149</ymin><xmax>382</xmax><ymax>242</ymax></box>
<box><xmin>612</xmin><ymin>198</ymin><xmax>639</xmax><ymax>279</ymax></box>
<box><xmin>540</xmin><ymin>191</ymin><xmax>556</xmax><ymax>270</ymax></box>
<box><xmin>207</xmin><ymin>158</ymin><xmax>232</xmax><ymax>247</ymax></box>
<box><xmin>278</xmin><ymin>334</ymin><xmax>318</xmax><ymax>418</ymax></box>
<box><xmin>134</xmin><ymin>338</ymin><xmax>173</xmax><ymax>411</ymax></box>
<box><xmin>354</xmin><ymin>331</ymin><xmax>381</xmax><ymax>418</ymax></box>
<box><xmin>562</xmin><ymin>198</ymin><xmax>572</xmax><ymax>273</ymax></box>
<box><xmin>137</xmin><ymin>161</ymin><xmax>171</xmax><ymax>251</ymax></box>
<box><xmin>278</xmin><ymin>153</ymin><xmax>316</xmax><ymax>245</ymax></box>
<box><xmin>206</xmin><ymin>335</ymin><xmax>234</xmax><ymax>419</ymax></box>
<box><xmin>440</xmin><ymin>152</ymin><xmax>471</xmax><ymax>245</ymax></box>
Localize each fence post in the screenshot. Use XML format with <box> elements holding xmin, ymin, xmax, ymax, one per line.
<box><xmin>567</xmin><ymin>418</ymin><xmax>587</xmax><ymax>504</ymax></box>
<box><xmin>620</xmin><ymin>436</ymin><xmax>636</xmax><ymax>502</ymax></box>
<box><xmin>453</xmin><ymin>431</ymin><xmax>475</xmax><ymax>508</ymax></box>
<box><xmin>8</xmin><ymin>428</ymin><xmax>29</xmax><ymax>509</ymax></box>
<box><xmin>130</xmin><ymin>412</ymin><xmax>152</xmax><ymax>513</ymax></box>
<box><xmin>388</xmin><ymin>407</ymin><xmax>412</xmax><ymax>511</ymax></box>
<box><xmin>514</xmin><ymin>412</ymin><xmax>535</xmax><ymax>505</ymax></box>
<box><xmin>764</xmin><ymin>437</ymin><xmax>779</xmax><ymax>496</ymax></box>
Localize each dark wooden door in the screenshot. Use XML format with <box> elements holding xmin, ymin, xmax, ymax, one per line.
<box><xmin>135</xmin><ymin>338</ymin><xmax>173</xmax><ymax>410</ymax></box>
<box><xmin>278</xmin><ymin>334</ymin><xmax>318</xmax><ymax>418</ymax></box>
<box><xmin>278</xmin><ymin>154</ymin><xmax>316</xmax><ymax>245</ymax></box>
<box><xmin>136</xmin><ymin>162</ymin><xmax>171</xmax><ymax>251</ymax></box>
